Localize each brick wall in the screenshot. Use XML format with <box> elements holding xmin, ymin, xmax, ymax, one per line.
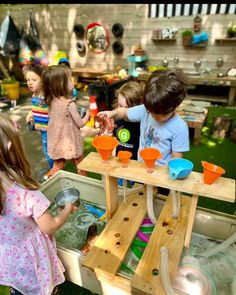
<box><xmin>0</xmin><ymin>4</ymin><xmax>236</xmax><ymax>73</ymax></box>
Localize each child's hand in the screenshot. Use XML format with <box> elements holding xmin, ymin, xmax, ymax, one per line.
<box><xmin>64</xmin><ymin>202</ymin><xmax>79</xmax><ymax>214</ymax></box>
<box><xmin>97</xmin><ymin>110</ymin><xmax>116</xmax><ymax>119</ymax></box>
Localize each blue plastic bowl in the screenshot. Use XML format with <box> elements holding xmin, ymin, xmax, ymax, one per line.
<box><xmin>168</xmin><ymin>158</ymin><xmax>194</xmax><ymax>180</ymax></box>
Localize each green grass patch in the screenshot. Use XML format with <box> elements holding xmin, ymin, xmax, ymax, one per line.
<box><xmin>185</xmin><ymin>106</ymin><xmax>236</xmax><ymax>214</ymax></box>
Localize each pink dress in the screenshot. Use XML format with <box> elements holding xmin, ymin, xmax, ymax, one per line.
<box><xmin>0</xmin><ymin>183</ymin><xmax>65</xmax><ymax>295</ymax></box>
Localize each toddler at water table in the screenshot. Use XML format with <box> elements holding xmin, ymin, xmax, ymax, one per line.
<box><xmin>42</xmin><ymin>65</ymin><xmax>90</xmax><ymax>179</ymax></box>
<box><xmin>98</xmin><ymin>68</ymin><xmax>190</xmax><ymax>193</ymax></box>
<box><xmin>0</xmin><ymin>113</ymin><xmax>78</xmax><ymax>295</ymax></box>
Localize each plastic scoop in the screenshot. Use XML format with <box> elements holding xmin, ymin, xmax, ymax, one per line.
<box><xmin>139</xmin><ymin>147</ymin><xmax>162</xmax><ymax>173</ymax></box>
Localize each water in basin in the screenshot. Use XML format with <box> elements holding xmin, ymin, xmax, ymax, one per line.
<box><xmin>119</xmin><ymin>232</ymin><xmax>236</xmax><ymax>295</ymax></box>
<box><xmin>49</xmin><ymin>201</ymin><xmax>106</xmax><ymax>251</ymax></box>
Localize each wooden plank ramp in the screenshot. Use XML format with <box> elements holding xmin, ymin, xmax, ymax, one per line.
<box><xmin>131</xmin><ymin>194</ymin><xmax>191</xmax><ymax>295</ymax></box>
<box><xmin>78</xmin><ymin>152</ymin><xmax>235</xmax><ymax>203</ymax></box>
<box><xmin>82</xmin><ymin>191</ymin><xmax>147</xmax><ymax>276</ymax></box>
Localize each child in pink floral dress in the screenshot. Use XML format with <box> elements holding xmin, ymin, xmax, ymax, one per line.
<box><xmin>0</xmin><ymin>113</ymin><xmax>78</xmax><ymax>295</ymax></box>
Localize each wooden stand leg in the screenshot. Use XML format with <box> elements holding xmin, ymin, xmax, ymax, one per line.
<box><xmin>193</xmin><ymin>127</ymin><xmax>202</xmax><ymax>146</ymax></box>
<box><xmin>184</xmin><ymin>194</ymin><xmax>199</xmax><ymax>248</ymax></box>
<box><xmin>104</xmin><ymin>175</ymin><xmax>118</xmax><ymax>220</ymax></box>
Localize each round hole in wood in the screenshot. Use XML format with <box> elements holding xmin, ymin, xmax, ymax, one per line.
<box><xmin>132</xmin><ymin>202</ymin><xmax>138</xmax><ymax>206</ymax></box>
<box><xmin>152</xmin><ymin>268</ymin><xmax>159</xmax><ymax>276</ymax></box>
<box><xmin>116</xmin><ymin>241</ymin><xmax>121</xmax><ymax>245</ymax></box>
<box><xmin>162</xmin><ymin>221</ymin><xmax>169</xmax><ymax>227</ymax></box>
<box><xmin>123</xmin><ymin>217</ymin><xmax>129</xmax><ymax>221</ymax></box>
<box><xmin>114</xmin><ymin>233</ymin><xmax>120</xmax><ymax>238</ymax></box>
<box><xmin>104</xmin><ymin>249</ymin><xmax>111</xmax><ymax>254</ymax></box>
<box><xmin>139</xmin><ymin>192</ymin><xmax>144</xmax><ymax>195</ymax></box>
<box><xmin>167</xmin><ymin>229</ymin><xmax>173</xmax><ymax>235</ymax></box>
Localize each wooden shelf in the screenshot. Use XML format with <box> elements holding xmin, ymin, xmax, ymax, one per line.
<box><xmin>183</xmin><ymin>42</ymin><xmax>207</xmax><ymax>48</ymax></box>
<box><xmin>152</xmin><ymin>38</ymin><xmax>176</xmax><ymax>41</ymax></box>
<box><xmin>186</xmin><ymin>94</ymin><xmax>228</xmax><ymax>104</ymax></box>
<box><xmin>215</xmin><ymin>38</ymin><xmax>236</xmax><ymax>44</ymax></box>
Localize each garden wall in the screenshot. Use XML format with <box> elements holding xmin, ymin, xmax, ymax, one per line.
<box><xmin>0</xmin><ymin>4</ymin><xmax>236</xmax><ymax>73</ymax></box>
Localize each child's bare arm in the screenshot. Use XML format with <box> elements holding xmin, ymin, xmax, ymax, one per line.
<box><xmin>171</xmin><ymin>152</ymin><xmax>183</xmax><ymax>159</ymax></box>
<box><xmin>35</xmin><ymin>203</ymin><xmax>78</xmax><ymax>235</ymax></box>
<box><xmin>68</xmin><ymin>101</ymin><xmax>90</xmax><ymax>128</ymax></box>
<box><xmin>98</xmin><ymin>107</ymin><xmax>129</xmax><ymax>121</ymax></box>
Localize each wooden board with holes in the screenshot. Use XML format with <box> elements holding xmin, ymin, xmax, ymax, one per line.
<box><xmin>131</xmin><ymin>194</ymin><xmax>192</xmax><ymax>295</ymax></box>
<box><xmin>82</xmin><ymin>192</ymin><xmax>147</xmax><ymax>275</ymax></box>
<box><xmin>78</xmin><ymin>152</ymin><xmax>235</xmax><ymax>203</ymax></box>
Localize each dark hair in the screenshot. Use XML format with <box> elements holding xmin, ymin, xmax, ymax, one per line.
<box><xmin>143</xmin><ymin>68</ymin><xmax>188</xmax><ymax>115</ymax></box>
<box><xmin>42</xmin><ymin>65</ymin><xmax>71</xmax><ymax>105</ymax></box>
<box><xmin>22</xmin><ymin>62</ymin><xmax>45</xmax><ymax>78</ymax></box>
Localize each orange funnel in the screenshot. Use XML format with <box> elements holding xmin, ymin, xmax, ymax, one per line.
<box><xmin>201</xmin><ymin>161</ymin><xmax>225</xmax><ymax>185</ymax></box>
<box><xmin>92</xmin><ymin>135</ymin><xmax>118</xmax><ymax>163</ymax></box>
<box><xmin>118</xmin><ymin>151</ymin><xmax>132</xmax><ymax>168</ymax></box>
<box><xmin>139</xmin><ymin>147</ymin><xmax>162</xmax><ymax>173</ymax></box>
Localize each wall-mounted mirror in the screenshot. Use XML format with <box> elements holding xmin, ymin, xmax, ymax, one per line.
<box><xmin>86</xmin><ymin>22</ymin><xmax>109</xmax><ymax>54</ymax></box>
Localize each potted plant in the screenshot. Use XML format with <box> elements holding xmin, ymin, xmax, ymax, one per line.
<box><xmin>182</xmin><ymin>29</ymin><xmax>193</xmax><ymax>46</ymax></box>
<box><xmin>2</xmin><ymin>76</ymin><xmax>20</xmax><ymax>101</ymax></box>
<box><xmin>227</xmin><ymin>26</ymin><xmax>236</xmax><ymax>38</ymax></box>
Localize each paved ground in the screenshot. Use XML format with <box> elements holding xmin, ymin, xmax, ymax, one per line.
<box><xmin>4</xmin><ymin>91</ymin><xmax>90</xmax><ymax>183</ymax></box>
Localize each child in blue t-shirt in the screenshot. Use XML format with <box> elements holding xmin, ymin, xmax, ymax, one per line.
<box><xmin>98</xmin><ymin>68</ymin><xmax>190</xmax><ymax>167</ymax></box>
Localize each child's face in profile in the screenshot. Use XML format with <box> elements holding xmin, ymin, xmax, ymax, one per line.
<box><xmin>117</xmin><ymin>94</ymin><xmax>128</xmax><ymax>108</ymax></box>
<box><xmin>25</xmin><ymin>71</ymin><xmax>42</xmax><ymax>94</ymax></box>
<box><xmin>150</xmin><ymin>110</ymin><xmax>175</xmax><ymax>123</ymax></box>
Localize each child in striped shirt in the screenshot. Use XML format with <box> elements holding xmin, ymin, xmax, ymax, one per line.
<box><xmin>23</xmin><ymin>63</ymin><xmax>54</xmax><ymax>170</ymax></box>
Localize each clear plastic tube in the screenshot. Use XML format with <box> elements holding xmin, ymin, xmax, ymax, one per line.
<box><xmin>160</xmin><ymin>247</ymin><xmax>176</xmax><ymax>295</ymax></box>
<box><xmin>147</xmin><ymin>184</ymin><xmax>157</xmax><ymax>224</ymax></box>
<box><xmin>200</xmin><ymin>231</ymin><xmax>236</xmax><ymax>258</ymax></box>
<box><xmin>170</xmin><ymin>190</ymin><xmax>180</xmax><ymax>219</ymax></box>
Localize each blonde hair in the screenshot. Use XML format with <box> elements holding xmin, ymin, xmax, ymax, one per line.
<box><xmin>43</xmin><ymin>65</ymin><xmax>72</xmax><ymax>105</ymax></box>
<box><xmin>113</xmin><ymin>81</ymin><xmax>144</xmax><ymax>109</ymax></box>
<box><xmin>0</xmin><ymin>114</ymin><xmax>39</xmax><ymax>211</ymax></box>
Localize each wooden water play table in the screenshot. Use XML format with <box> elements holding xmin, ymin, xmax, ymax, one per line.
<box><xmin>177</xmin><ymin>107</ymin><xmax>208</xmax><ymax>146</ymax></box>
<box><xmin>78</xmin><ymin>152</ymin><xmax>235</xmax><ymax>295</ymax></box>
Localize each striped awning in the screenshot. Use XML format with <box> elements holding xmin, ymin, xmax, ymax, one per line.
<box><xmin>148</xmin><ymin>4</ymin><xmax>236</xmax><ymax>18</ymax></box>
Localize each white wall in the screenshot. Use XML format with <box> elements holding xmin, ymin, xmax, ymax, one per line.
<box><xmin>0</xmin><ymin>4</ymin><xmax>236</xmax><ymax>73</ymax></box>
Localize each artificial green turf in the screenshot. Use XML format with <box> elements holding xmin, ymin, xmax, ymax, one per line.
<box><xmin>184</xmin><ymin>106</ymin><xmax>236</xmax><ymax>214</ymax></box>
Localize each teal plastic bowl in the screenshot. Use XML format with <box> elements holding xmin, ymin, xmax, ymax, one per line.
<box><xmin>168</xmin><ymin>158</ymin><xmax>194</xmax><ymax>180</ymax></box>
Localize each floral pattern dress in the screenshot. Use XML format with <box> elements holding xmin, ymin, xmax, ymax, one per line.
<box><xmin>0</xmin><ymin>183</ymin><xmax>65</xmax><ymax>295</ymax></box>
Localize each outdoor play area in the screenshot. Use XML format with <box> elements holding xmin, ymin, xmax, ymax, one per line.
<box><xmin>0</xmin><ymin>4</ymin><xmax>236</xmax><ymax>295</ymax></box>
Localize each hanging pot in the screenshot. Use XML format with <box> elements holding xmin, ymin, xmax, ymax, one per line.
<box><xmin>112</xmin><ymin>41</ymin><xmax>124</xmax><ymax>54</ymax></box>
<box><xmin>76</xmin><ymin>40</ymin><xmax>85</xmax><ymax>53</ymax></box>
<box><xmin>73</xmin><ymin>24</ymin><xmax>85</xmax><ymax>38</ymax></box>
<box><xmin>112</xmin><ymin>23</ymin><xmax>124</xmax><ymax>37</ymax></box>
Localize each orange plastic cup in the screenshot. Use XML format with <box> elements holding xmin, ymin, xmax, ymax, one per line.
<box><xmin>92</xmin><ymin>135</ymin><xmax>118</xmax><ymax>163</ymax></box>
<box><xmin>118</xmin><ymin>151</ymin><xmax>132</xmax><ymax>168</ymax></box>
<box><xmin>139</xmin><ymin>147</ymin><xmax>162</xmax><ymax>173</ymax></box>
<box><xmin>201</xmin><ymin>161</ymin><xmax>225</xmax><ymax>185</ymax></box>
